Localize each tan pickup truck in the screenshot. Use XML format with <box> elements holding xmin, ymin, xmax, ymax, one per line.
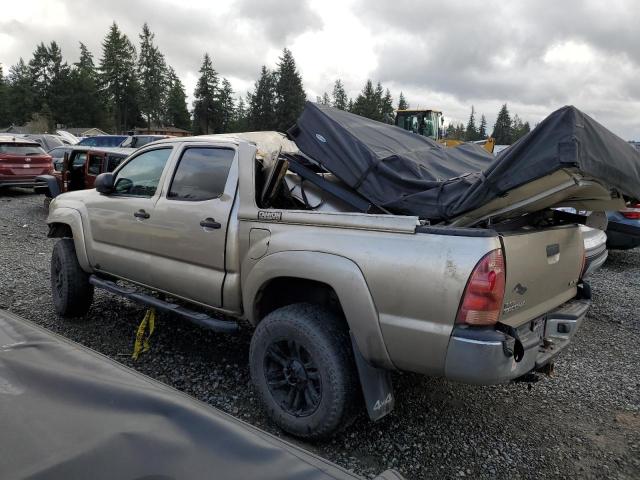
<box><xmin>45</xmin><ymin>105</ymin><xmax>639</xmax><ymax>439</ymax></box>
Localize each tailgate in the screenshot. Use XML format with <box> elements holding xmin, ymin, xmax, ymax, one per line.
<box><xmin>500</xmin><ymin>226</ymin><xmax>583</xmax><ymax>327</ymax></box>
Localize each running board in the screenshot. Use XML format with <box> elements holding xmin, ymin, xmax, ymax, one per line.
<box><xmin>89</xmin><ymin>275</ymin><xmax>239</xmax><ymax>333</ymax></box>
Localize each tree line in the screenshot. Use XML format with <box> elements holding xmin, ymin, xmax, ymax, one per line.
<box><xmin>446</xmin><ymin>104</ymin><xmax>531</xmax><ymax>144</ymax></box>
<box><xmin>0</xmin><ymin>21</ymin><xmax>531</xmax><ymax>144</ymax></box>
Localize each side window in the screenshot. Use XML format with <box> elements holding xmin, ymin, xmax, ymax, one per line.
<box><xmin>107</xmin><ymin>155</ymin><xmax>125</xmax><ymax>172</ymax></box>
<box><xmin>114</xmin><ymin>148</ymin><xmax>172</xmax><ymax>197</ymax></box>
<box><xmin>168</xmin><ymin>147</ymin><xmax>234</xmax><ymax>201</ymax></box>
<box><xmin>72</xmin><ymin>152</ymin><xmax>87</xmax><ymax>168</ymax></box>
<box><xmin>87</xmin><ymin>154</ymin><xmax>102</xmax><ymax>175</ymax></box>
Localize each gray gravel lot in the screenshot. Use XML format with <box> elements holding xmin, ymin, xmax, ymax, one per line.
<box><xmin>1</xmin><ymin>188</ymin><xmax>638</xmax><ymax>480</ymax></box>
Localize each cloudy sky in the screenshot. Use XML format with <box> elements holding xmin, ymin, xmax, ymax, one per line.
<box><xmin>1</xmin><ymin>0</ymin><xmax>639</xmax><ymax>139</ymax></box>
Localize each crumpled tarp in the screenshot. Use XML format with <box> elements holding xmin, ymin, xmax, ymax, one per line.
<box><xmin>288</xmin><ymin>102</ymin><xmax>640</xmax><ymax>221</ymax></box>
<box><xmin>0</xmin><ymin>309</ymin><xmax>365</xmax><ymax>480</ymax></box>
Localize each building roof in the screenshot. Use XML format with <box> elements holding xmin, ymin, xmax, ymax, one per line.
<box><xmin>64</xmin><ymin>127</ymin><xmax>109</xmax><ymax>137</ymax></box>
<box><xmin>133</xmin><ymin>126</ymin><xmax>191</xmax><ymax>134</ymax></box>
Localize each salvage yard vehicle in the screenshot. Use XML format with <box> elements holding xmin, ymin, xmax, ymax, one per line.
<box><xmin>45</xmin><ymin>103</ymin><xmax>640</xmax><ymax>439</ymax></box>
<box><xmin>77</xmin><ymin>135</ymin><xmax>128</xmax><ymax>147</ymax></box>
<box><xmin>0</xmin><ymin>136</ymin><xmax>52</xmax><ymax>190</ymax></box>
<box><xmin>36</xmin><ymin>146</ymin><xmax>130</xmax><ymax>201</ymax></box>
<box><xmin>606</xmin><ymin>202</ymin><xmax>640</xmax><ymax>249</ymax></box>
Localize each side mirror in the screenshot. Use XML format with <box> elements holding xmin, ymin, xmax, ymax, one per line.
<box><xmin>95</xmin><ymin>172</ymin><xmax>114</xmax><ymax>194</ymax></box>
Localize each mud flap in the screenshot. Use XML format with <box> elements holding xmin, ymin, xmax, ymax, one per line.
<box><xmin>350</xmin><ymin>333</ymin><xmax>394</xmax><ymax>421</ymax></box>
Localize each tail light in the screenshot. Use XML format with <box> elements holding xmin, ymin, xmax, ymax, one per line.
<box><xmin>621</xmin><ymin>202</ymin><xmax>640</xmax><ymax>220</ymax></box>
<box><xmin>456</xmin><ymin>249</ymin><xmax>506</xmax><ymax>326</ymax></box>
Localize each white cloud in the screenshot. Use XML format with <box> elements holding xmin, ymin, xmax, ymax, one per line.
<box><xmin>0</xmin><ymin>0</ymin><xmax>639</xmax><ymax>139</ymax></box>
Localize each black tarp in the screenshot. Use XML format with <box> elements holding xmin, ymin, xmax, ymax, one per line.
<box><xmin>288</xmin><ymin>103</ymin><xmax>640</xmax><ymax>221</ymax></box>
<box><xmin>0</xmin><ymin>310</ymin><xmax>385</xmax><ymax>480</ymax></box>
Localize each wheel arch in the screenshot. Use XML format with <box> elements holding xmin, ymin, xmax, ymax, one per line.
<box><xmin>244</xmin><ymin>250</ymin><xmax>394</xmax><ymax>370</ymax></box>
<box><xmin>46</xmin><ymin>207</ymin><xmax>92</xmax><ymax>272</ymax></box>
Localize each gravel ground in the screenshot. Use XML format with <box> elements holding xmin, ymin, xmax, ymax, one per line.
<box><xmin>1</xmin><ymin>188</ymin><xmax>638</xmax><ymax>480</ymax></box>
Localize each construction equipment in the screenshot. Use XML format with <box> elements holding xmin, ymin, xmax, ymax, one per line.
<box><xmin>395</xmin><ymin>108</ymin><xmax>495</xmax><ymax>153</ymax></box>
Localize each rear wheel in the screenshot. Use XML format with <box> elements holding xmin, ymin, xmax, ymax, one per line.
<box><xmin>51</xmin><ymin>238</ymin><xmax>94</xmax><ymax>317</ymax></box>
<box><xmin>250</xmin><ymin>303</ymin><xmax>360</xmax><ymax>439</ymax></box>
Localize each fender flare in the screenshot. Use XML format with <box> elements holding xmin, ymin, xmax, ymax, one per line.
<box><xmin>47</xmin><ymin>207</ymin><xmax>92</xmax><ymax>272</ymax></box>
<box><xmin>243</xmin><ymin>250</ymin><xmax>394</xmax><ymax>370</ymax></box>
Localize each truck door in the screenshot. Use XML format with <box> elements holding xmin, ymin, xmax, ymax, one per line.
<box><xmin>147</xmin><ymin>145</ymin><xmax>237</xmax><ymax>308</ymax></box>
<box><xmin>84</xmin><ymin>146</ymin><xmax>174</xmax><ymax>285</ymax></box>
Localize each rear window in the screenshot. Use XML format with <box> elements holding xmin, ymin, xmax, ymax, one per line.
<box><xmin>78</xmin><ymin>136</ymin><xmax>127</xmax><ymax>147</ymax></box>
<box><xmin>0</xmin><ymin>144</ymin><xmax>47</xmax><ymax>156</ymax></box>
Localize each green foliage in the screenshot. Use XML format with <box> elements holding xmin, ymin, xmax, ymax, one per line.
<box><xmin>193</xmin><ymin>53</ymin><xmax>219</xmax><ymax>134</ymax></box>
<box><xmin>511</xmin><ymin>114</ymin><xmax>531</xmax><ymax>142</ymax></box>
<box><xmin>165</xmin><ymin>68</ymin><xmax>191</xmax><ymax>130</ymax></box>
<box><xmin>99</xmin><ymin>22</ymin><xmax>140</xmax><ymax>132</ymax></box>
<box><xmin>351</xmin><ymin>80</ymin><xmax>394</xmax><ymax>123</ymax></box>
<box><xmin>478</xmin><ymin>114</ymin><xmax>487</xmax><ymax>139</ymax></box>
<box><xmin>6</xmin><ymin>59</ymin><xmax>34</xmax><ymax>126</ymax></box>
<box><xmin>65</xmin><ymin>42</ymin><xmax>105</xmax><ymax>128</ymax></box>
<box><xmin>274</xmin><ymin>48</ymin><xmax>306</xmax><ymax>131</ymax></box>
<box><xmin>248</xmin><ymin>65</ymin><xmax>277</xmax><ymax>131</ymax></box>
<box><xmin>231</xmin><ymin>96</ymin><xmax>249</xmax><ymax>132</ymax></box>
<box><xmin>332</xmin><ymin>79</ymin><xmax>348</xmax><ymax>110</ymax></box>
<box><xmin>397</xmin><ymin>92</ymin><xmax>409</xmax><ymax>110</ymax></box>
<box><xmin>218</xmin><ymin>78</ymin><xmax>235</xmax><ymax>133</ymax></box>
<box><xmin>465</xmin><ymin>106</ymin><xmax>478</xmax><ymax>141</ymax></box>
<box><xmin>137</xmin><ymin>23</ymin><xmax>168</xmax><ymax>128</ymax></box>
<box><xmin>492</xmin><ymin>103</ymin><xmax>512</xmax><ymax>144</ymax></box>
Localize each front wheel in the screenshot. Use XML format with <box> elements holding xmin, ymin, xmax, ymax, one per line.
<box><xmin>249</xmin><ymin>303</ymin><xmax>360</xmax><ymax>440</ymax></box>
<box><xmin>51</xmin><ymin>238</ymin><xmax>94</xmax><ymax>317</ymax></box>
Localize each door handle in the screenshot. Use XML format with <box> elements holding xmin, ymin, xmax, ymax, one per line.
<box><xmin>200</xmin><ymin>218</ymin><xmax>221</xmax><ymax>229</ymax></box>
<box><xmin>134</xmin><ymin>209</ymin><xmax>150</xmax><ymax>219</ymax></box>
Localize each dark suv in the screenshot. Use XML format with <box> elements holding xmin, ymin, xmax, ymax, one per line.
<box><xmin>0</xmin><ymin>136</ymin><xmax>52</xmax><ymax>190</ymax></box>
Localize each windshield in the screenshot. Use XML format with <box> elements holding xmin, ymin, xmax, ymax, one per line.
<box><xmin>395</xmin><ymin>111</ymin><xmax>440</xmax><ymax>140</ymax></box>
<box><xmin>0</xmin><ymin>144</ymin><xmax>47</xmax><ymax>156</ymax></box>
<box><xmin>78</xmin><ymin>136</ymin><xmax>127</xmax><ymax>147</ymax></box>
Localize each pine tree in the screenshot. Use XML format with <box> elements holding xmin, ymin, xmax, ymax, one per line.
<box><xmin>165</xmin><ymin>68</ymin><xmax>190</xmax><ymax>130</ymax></box>
<box><xmin>332</xmin><ymin>79</ymin><xmax>348</xmax><ymax>110</ymax></box>
<box><xmin>218</xmin><ymin>78</ymin><xmax>235</xmax><ymax>133</ymax></box>
<box><xmin>192</xmin><ymin>53</ymin><xmax>219</xmax><ymax>134</ymax></box>
<box><xmin>28</xmin><ymin>41</ymin><xmax>71</xmax><ymax>127</ymax></box>
<box><xmin>478</xmin><ymin>114</ymin><xmax>487</xmax><ymax>139</ymax></box>
<box><xmin>249</xmin><ymin>65</ymin><xmax>277</xmax><ymax>130</ymax></box>
<box><xmin>492</xmin><ymin>104</ymin><xmax>512</xmax><ymax>144</ymax></box>
<box><xmin>274</xmin><ymin>48</ymin><xmax>306</xmax><ymax>131</ymax></box>
<box><xmin>398</xmin><ymin>92</ymin><xmax>409</xmax><ymax>110</ymax></box>
<box><xmin>66</xmin><ymin>42</ymin><xmax>105</xmax><ymax>128</ymax></box>
<box><xmin>232</xmin><ymin>96</ymin><xmax>249</xmax><ymax>132</ymax></box>
<box><xmin>137</xmin><ymin>23</ymin><xmax>168</xmax><ymax>128</ymax></box>
<box><xmin>6</xmin><ymin>58</ymin><xmax>34</xmax><ymax>125</ymax></box>
<box><xmin>381</xmin><ymin>88</ymin><xmax>394</xmax><ymax>123</ymax></box>
<box><xmin>0</xmin><ymin>65</ymin><xmax>9</xmax><ymax>127</ymax></box>
<box><xmin>99</xmin><ymin>22</ymin><xmax>140</xmax><ymax>132</ymax></box>
<box><xmin>351</xmin><ymin>80</ymin><xmax>379</xmax><ymax>120</ymax></box>
<box><xmin>465</xmin><ymin>106</ymin><xmax>478</xmax><ymax>141</ymax></box>
<box><xmin>347</xmin><ymin>98</ymin><xmax>354</xmax><ymax>112</ymax></box>
<box><xmin>321</xmin><ymin>92</ymin><xmax>330</xmax><ymax>105</ymax></box>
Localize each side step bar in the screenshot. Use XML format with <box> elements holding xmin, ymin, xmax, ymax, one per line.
<box><xmin>89</xmin><ymin>275</ymin><xmax>239</xmax><ymax>333</ymax></box>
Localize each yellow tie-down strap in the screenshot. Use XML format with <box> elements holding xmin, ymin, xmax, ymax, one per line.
<box><xmin>132</xmin><ymin>308</ymin><xmax>156</xmax><ymax>360</ymax></box>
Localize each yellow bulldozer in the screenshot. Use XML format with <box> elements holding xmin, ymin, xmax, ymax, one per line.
<box><xmin>394</xmin><ymin>108</ymin><xmax>495</xmax><ymax>154</ymax></box>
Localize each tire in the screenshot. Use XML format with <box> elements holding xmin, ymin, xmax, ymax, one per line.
<box><xmin>51</xmin><ymin>238</ymin><xmax>94</xmax><ymax>317</ymax></box>
<box><xmin>250</xmin><ymin>303</ymin><xmax>360</xmax><ymax>440</ymax></box>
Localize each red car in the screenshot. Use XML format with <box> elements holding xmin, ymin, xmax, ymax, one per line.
<box><xmin>0</xmin><ymin>136</ymin><xmax>53</xmax><ymax>190</ymax></box>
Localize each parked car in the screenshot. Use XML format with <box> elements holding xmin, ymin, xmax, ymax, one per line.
<box><xmin>580</xmin><ymin>225</ymin><xmax>608</xmax><ymax>277</ymax></box>
<box><xmin>22</xmin><ymin>133</ymin><xmax>66</xmax><ymax>151</ymax></box>
<box><xmin>606</xmin><ymin>203</ymin><xmax>640</xmax><ymax>249</ymax></box>
<box><xmin>36</xmin><ymin>146</ymin><xmax>130</xmax><ymax>201</ymax></box>
<box><xmin>48</xmin><ymin>146</ymin><xmax>74</xmax><ymax>170</ymax></box>
<box><xmin>119</xmin><ymin>134</ymin><xmax>172</xmax><ymax>148</ymax></box>
<box><xmin>77</xmin><ymin>135</ymin><xmax>128</xmax><ymax>147</ymax></box>
<box><xmin>0</xmin><ymin>136</ymin><xmax>52</xmax><ymax>190</ymax></box>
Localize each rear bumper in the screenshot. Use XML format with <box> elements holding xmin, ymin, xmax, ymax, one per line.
<box><xmin>0</xmin><ymin>179</ymin><xmax>38</xmax><ymax>188</ymax></box>
<box><xmin>444</xmin><ymin>298</ymin><xmax>590</xmax><ymax>384</ymax></box>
